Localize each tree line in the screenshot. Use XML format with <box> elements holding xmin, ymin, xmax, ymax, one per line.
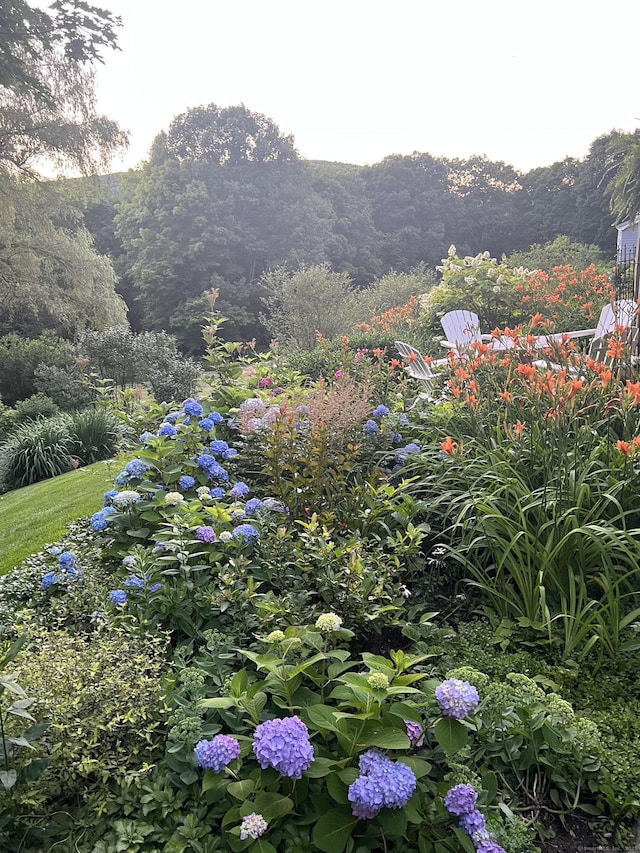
<box><xmin>0</xmin><ymin>2</ymin><xmax>638</xmax><ymax>353</ymax></box>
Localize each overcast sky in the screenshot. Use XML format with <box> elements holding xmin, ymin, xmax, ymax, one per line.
<box><xmin>91</xmin><ymin>0</ymin><xmax>640</xmax><ymax>175</ymax></box>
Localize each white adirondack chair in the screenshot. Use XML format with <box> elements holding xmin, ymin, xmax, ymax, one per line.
<box><xmin>533</xmin><ymin>299</ymin><xmax>639</xmax><ymax>371</ymax></box>
<box><xmin>439</xmin><ymin>310</ymin><xmax>519</xmax><ymax>359</ymax></box>
<box><xmin>395</xmin><ymin>341</ymin><xmax>447</xmax><ymax>405</ymax></box>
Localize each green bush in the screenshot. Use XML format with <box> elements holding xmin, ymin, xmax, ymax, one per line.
<box><xmin>13</xmin><ymin>393</ymin><xmax>59</xmax><ymax>423</ymax></box>
<box><xmin>0</xmin><ymin>415</ymin><xmax>75</xmax><ymax>490</ymax></box>
<box><xmin>69</xmin><ymin>407</ymin><xmax>121</xmax><ymax>465</ymax></box>
<box><xmin>33</xmin><ymin>363</ymin><xmax>95</xmax><ymax>411</ymax></box>
<box><xmin>12</xmin><ymin>626</ymin><xmax>169</xmax><ymax>808</ymax></box>
<box><xmin>0</xmin><ymin>332</ymin><xmax>75</xmax><ymax>407</ymax></box>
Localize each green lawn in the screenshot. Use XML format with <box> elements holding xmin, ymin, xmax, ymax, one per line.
<box><xmin>0</xmin><ymin>456</ymin><xmax>126</xmax><ymax>575</ymax></box>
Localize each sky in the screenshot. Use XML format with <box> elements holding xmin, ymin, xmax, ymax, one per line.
<box><xmin>90</xmin><ymin>0</ymin><xmax>640</xmax><ymax>175</ymax></box>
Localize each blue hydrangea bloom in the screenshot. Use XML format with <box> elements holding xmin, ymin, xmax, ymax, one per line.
<box><xmin>114</xmin><ymin>471</ymin><xmax>129</xmax><ymax>486</ymax></box>
<box><xmin>58</xmin><ymin>551</ymin><xmax>76</xmax><ymax>569</ymax></box>
<box><xmin>124</xmin><ymin>574</ymin><xmax>146</xmax><ymax>588</ymax></box>
<box><xmin>460</xmin><ymin>809</ymin><xmax>486</xmax><ymax>835</ymax></box>
<box><xmin>198</xmin><ymin>418</ymin><xmax>215</xmax><ymax>432</ymax></box>
<box><xmin>91</xmin><ymin>506</ymin><xmax>115</xmax><ymax>532</ymax></box>
<box><xmin>139</xmin><ymin>431</ymin><xmax>154</xmax><ymax>443</ymax></box>
<box><xmin>348</xmin><ymin>750</ymin><xmax>417</xmax><ymax>819</ymax></box>
<box><xmin>232</xmin><ymin>524</ymin><xmax>259</xmax><ymax>542</ymax></box>
<box><xmin>124</xmin><ymin>458</ymin><xmax>150</xmax><ymax>479</ymax></box>
<box><xmin>196</xmin><ymin>454</ymin><xmax>229</xmax><ymax>481</ymax></box>
<box><xmin>41</xmin><ymin>571</ymin><xmax>58</xmax><ymax>590</ymax></box>
<box><xmin>158</xmin><ymin>423</ymin><xmax>178</xmax><ymax>437</ymax></box>
<box><xmin>209</xmin><ymin>412</ymin><xmax>224</xmax><ymax>424</ymax></box>
<box><xmin>122</xmin><ymin>555</ymin><xmax>137</xmax><ymax>567</ymax></box>
<box><xmin>244</xmin><ymin>498</ymin><xmax>263</xmax><ymax>515</ymax></box>
<box><xmin>103</xmin><ymin>490</ymin><xmax>118</xmax><ymax>506</ymax></box>
<box><xmin>209</xmin><ymin>486</ymin><xmax>226</xmax><ymax>499</ymax></box>
<box><xmin>182</xmin><ymin>398</ymin><xmax>203</xmax><ymax>418</ymax></box>
<box><xmin>372</xmin><ymin>405</ymin><xmax>390</xmax><ymax>419</ymax></box>
<box><xmin>262</xmin><ymin>497</ymin><xmax>287</xmax><ymax>513</ymax></box>
<box><xmin>164</xmin><ymin>411</ymin><xmax>180</xmax><ymax>423</ymax></box>
<box><xmin>436</xmin><ymin>678</ymin><xmax>479</xmax><ymax>719</ymax></box>
<box><xmin>149</xmin><ymin>583</ymin><xmax>162</xmax><ymax>593</ymax></box>
<box><xmin>108</xmin><ymin>589</ymin><xmax>127</xmax><ymax>607</ymax></box>
<box><xmin>253</xmin><ymin>716</ymin><xmax>314</xmax><ymax>778</ymax></box>
<box><xmin>477</xmin><ymin>844</ymin><xmax>507</xmax><ymax>853</ymax></box>
<box><xmin>223</xmin><ymin>447</ymin><xmax>238</xmax><ymax>460</ymax></box>
<box><xmin>47</xmin><ymin>546</ymin><xmax>62</xmax><ymax>556</ymax></box>
<box><xmin>194</xmin><ymin>734</ymin><xmax>240</xmax><ymax>772</ymax></box>
<box><xmin>229</xmin><ymin>482</ymin><xmax>250</xmax><ymax>498</ymax></box>
<box><xmin>178</xmin><ymin>475</ymin><xmax>196</xmax><ymax>490</ymax></box>
<box><xmin>209</xmin><ymin>440</ymin><xmax>229</xmax><ymax>455</ymax></box>
<box><xmin>363</xmin><ymin>419</ymin><xmax>378</xmax><ymax>434</ymax></box>
<box><xmin>444</xmin><ymin>783</ymin><xmax>478</xmax><ymax>816</ymax></box>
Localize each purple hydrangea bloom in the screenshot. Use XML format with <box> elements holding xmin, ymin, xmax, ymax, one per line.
<box><xmin>460</xmin><ymin>809</ymin><xmax>486</xmax><ymax>835</ymax></box>
<box><xmin>149</xmin><ymin>583</ymin><xmax>162</xmax><ymax>593</ymax></box>
<box><xmin>405</xmin><ymin>719</ymin><xmax>424</xmax><ymax>746</ymax></box>
<box><xmin>372</xmin><ymin>404</ymin><xmax>390</xmax><ymax>419</ymax></box>
<box><xmin>195</xmin><ymin>525</ymin><xmax>217</xmax><ymax>543</ymax></box>
<box><xmin>182</xmin><ymin>398</ymin><xmax>204</xmax><ymax>418</ymax></box>
<box><xmin>178</xmin><ymin>475</ymin><xmax>196</xmax><ymax>490</ymax></box>
<box><xmin>198</xmin><ymin>418</ymin><xmax>215</xmax><ymax>431</ymax></box>
<box><xmin>194</xmin><ymin>734</ymin><xmax>240</xmax><ymax>772</ymax></box>
<box><xmin>244</xmin><ymin>498</ymin><xmax>263</xmax><ymax>515</ymax></box>
<box><xmin>232</xmin><ymin>524</ymin><xmax>259</xmax><ymax>542</ymax></box>
<box><xmin>436</xmin><ymin>678</ymin><xmax>479</xmax><ymax>719</ymax></box>
<box><xmin>477</xmin><ymin>845</ymin><xmax>507</xmax><ymax>853</ymax></box>
<box><xmin>108</xmin><ymin>589</ymin><xmax>127</xmax><ymax>607</ymax></box>
<box><xmin>363</xmin><ymin>419</ymin><xmax>378</xmax><ymax>434</ymax></box>
<box><xmin>41</xmin><ymin>571</ymin><xmax>58</xmax><ymax>590</ymax></box>
<box><xmin>348</xmin><ymin>750</ymin><xmax>417</xmax><ymax>819</ymax></box>
<box><xmin>122</xmin><ymin>555</ymin><xmax>137</xmax><ymax>567</ymax></box>
<box><xmin>229</xmin><ymin>481</ymin><xmax>250</xmax><ymax>498</ymax></box>
<box><xmin>252</xmin><ymin>716</ymin><xmax>314</xmax><ymax>778</ymax></box>
<box><xmin>158</xmin><ymin>423</ymin><xmax>178</xmax><ymax>437</ymax></box>
<box><xmin>124</xmin><ymin>458</ymin><xmax>150</xmax><ymax>479</ymax></box>
<box><xmin>444</xmin><ymin>783</ymin><xmax>478</xmax><ymax>816</ymax></box>
<box><xmin>209</xmin><ymin>486</ymin><xmax>226</xmax><ymax>499</ymax></box>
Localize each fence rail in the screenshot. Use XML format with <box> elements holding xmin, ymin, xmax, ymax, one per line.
<box><xmin>614</xmin><ymin>246</ymin><xmax>637</xmax><ymax>301</ymax></box>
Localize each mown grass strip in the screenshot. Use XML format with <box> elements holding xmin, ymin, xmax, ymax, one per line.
<box><xmin>0</xmin><ymin>456</ymin><xmax>126</xmax><ymax>575</ymax></box>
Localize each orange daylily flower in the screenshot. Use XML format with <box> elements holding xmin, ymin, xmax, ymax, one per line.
<box><xmin>390</xmin><ymin>359</ymin><xmax>401</xmax><ymax>370</ymax></box>
<box><xmin>517</xmin><ymin>363</ymin><xmax>537</xmax><ymax>381</ymax></box>
<box><xmin>514</xmin><ymin>419</ymin><xmax>526</xmax><ymax>435</ymax></box>
<box><xmin>567</xmin><ymin>379</ymin><xmax>584</xmax><ymax>400</ymax></box>
<box><xmin>406</xmin><ymin>352</ymin><xmax>418</xmax><ymax>362</ymax></box>
<box><xmin>600</xmin><ymin>369</ymin><xmax>613</xmax><ymax>388</ymax></box>
<box><xmin>441</xmin><ymin>436</ymin><xmax>458</xmax><ymax>455</ymax></box>
<box><xmin>529</xmin><ymin>312</ymin><xmax>543</xmax><ymax>329</ymax></box>
<box><xmin>499</xmin><ymin>391</ymin><xmax>512</xmax><ymax>402</ymax></box>
<box><xmin>606</xmin><ymin>337</ymin><xmax>626</xmax><ymax>359</ymax></box>
<box><xmin>617</xmin><ymin>440</ymin><xmax>630</xmax><ymax>456</ymax></box>
<box><xmin>633</xmin><ymin>436</ymin><xmax>640</xmax><ymax>449</ymax></box>
<box><xmin>625</xmin><ymin>381</ymin><xmax>640</xmax><ymax>405</ymax></box>
<box><xmin>372</xmin><ymin>348</ymin><xmax>383</xmax><ymax>358</ymax></box>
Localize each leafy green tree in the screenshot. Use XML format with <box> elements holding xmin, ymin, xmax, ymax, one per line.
<box><xmin>0</xmin><ymin>331</ymin><xmax>75</xmax><ymax>406</ymax></box>
<box><xmin>260</xmin><ymin>264</ymin><xmax>358</xmax><ymax>351</ymax></box>
<box><xmin>0</xmin><ymin>0</ymin><xmax>121</xmax><ymax>102</ymax></box>
<box><xmin>0</xmin><ymin>177</ymin><xmax>127</xmax><ymax>338</ymax></box>
<box><xmin>506</xmin><ymin>235</ymin><xmax>606</xmax><ymax>273</ymax></box>
<box><xmin>606</xmin><ymin>128</ymin><xmax>640</xmax><ymax>224</ymax></box>
<box><xmin>362</xmin><ymin>152</ymin><xmax>451</xmax><ymax>270</ymax></box>
<box><xmin>445</xmin><ymin>156</ymin><xmax>522</xmax><ymax>257</ymax></box>
<box><xmin>515</xmin><ymin>157</ymin><xmax>581</xmax><ymax>250</ymax></box>
<box><xmin>116</xmin><ymin>105</ymin><xmax>334</xmax><ymax>349</ymax></box>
